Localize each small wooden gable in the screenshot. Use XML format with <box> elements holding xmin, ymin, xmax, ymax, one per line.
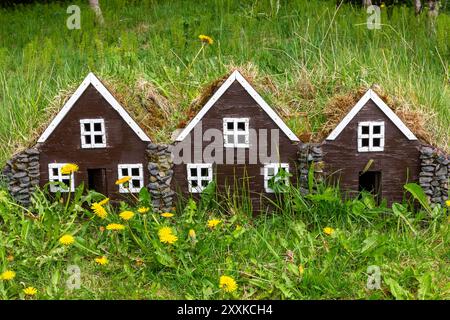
<box><xmin>326</xmin><ymin>89</ymin><xmax>417</xmax><ymax>141</ymax></box>
<box><xmin>175</xmin><ymin>70</ymin><xmax>300</xmax><ymax>142</ymax></box>
<box><xmin>37</xmin><ymin>72</ymin><xmax>151</xmax><ymax>143</ymax></box>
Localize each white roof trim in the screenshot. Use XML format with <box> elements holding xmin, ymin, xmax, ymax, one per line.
<box><xmin>37</xmin><ymin>72</ymin><xmax>151</xmax><ymax>143</ymax></box>
<box><xmin>175</xmin><ymin>70</ymin><xmax>300</xmax><ymax>142</ymax></box>
<box><xmin>326</xmin><ymin>89</ymin><xmax>417</xmax><ymax>141</ymax></box>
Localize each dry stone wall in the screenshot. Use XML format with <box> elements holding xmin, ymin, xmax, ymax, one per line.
<box><xmin>419</xmin><ymin>145</ymin><xmax>449</xmax><ymax>206</ymax></box>
<box><xmin>146</xmin><ymin>143</ymin><xmax>175</xmax><ymax>213</ymax></box>
<box><xmin>298</xmin><ymin>143</ymin><xmax>324</xmax><ymax>195</ymax></box>
<box><xmin>1</xmin><ymin>147</ymin><xmax>40</xmax><ymax>206</ymax></box>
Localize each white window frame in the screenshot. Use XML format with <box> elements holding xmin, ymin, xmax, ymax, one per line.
<box><xmin>48</xmin><ymin>163</ymin><xmax>75</xmax><ymax>193</ymax></box>
<box><xmin>80</xmin><ymin>119</ymin><xmax>106</xmax><ymax>148</ymax></box>
<box><xmin>223</xmin><ymin>118</ymin><xmax>249</xmax><ymax>148</ymax></box>
<box><xmin>358</xmin><ymin>121</ymin><xmax>385</xmax><ymax>152</ymax></box>
<box><xmin>263</xmin><ymin>163</ymin><xmax>289</xmax><ymax>193</ymax></box>
<box><xmin>187</xmin><ymin>163</ymin><xmax>213</xmax><ymax>193</ymax></box>
<box><xmin>117</xmin><ymin>164</ymin><xmax>144</xmax><ymax>193</ymax></box>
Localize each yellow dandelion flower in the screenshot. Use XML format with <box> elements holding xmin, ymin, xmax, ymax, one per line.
<box><xmin>160</xmin><ymin>233</ymin><xmax>178</xmax><ymax>245</ymax></box>
<box><xmin>158</xmin><ymin>226</ymin><xmax>173</xmax><ymax>237</ymax></box>
<box><xmin>135</xmin><ymin>258</ymin><xmax>144</xmax><ymax>267</ymax></box>
<box><xmin>207</xmin><ymin>219</ymin><xmax>221</xmax><ymax>229</ymax></box>
<box><xmin>161</xmin><ymin>212</ymin><xmax>174</xmax><ymax>218</ymax></box>
<box><xmin>91</xmin><ymin>202</ymin><xmax>107</xmax><ymax>219</ymax></box>
<box><xmin>219</xmin><ymin>275</ymin><xmax>237</xmax><ymax>293</ymax></box>
<box><xmin>1</xmin><ymin>270</ymin><xmax>16</xmax><ymax>281</ymax></box>
<box><xmin>94</xmin><ymin>256</ymin><xmax>109</xmax><ymax>265</ymax></box>
<box><xmin>188</xmin><ymin>229</ymin><xmax>196</xmax><ymax>239</ymax></box>
<box><xmin>106</xmin><ymin>223</ymin><xmax>125</xmax><ymax>231</ymax></box>
<box><xmin>446</xmin><ymin>200</ymin><xmax>450</xmax><ymax>207</ymax></box>
<box><xmin>199</xmin><ymin>34</ymin><xmax>213</xmax><ymax>45</ymax></box>
<box><xmin>60</xmin><ymin>163</ymin><xmax>79</xmax><ymax>175</ymax></box>
<box><xmin>298</xmin><ymin>265</ymin><xmax>305</xmax><ymax>275</ymax></box>
<box><xmin>138</xmin><ymin>207</ymin><xmax>150</xmax><ymax>214</ymax></box>
<box><xmin>323</xmin><ymin>227</ymin><xmax>334</xmax><ymax>236</ymax></box>
<box><xmin>115</xmin><ymin>176</ymin><xmax>131</xmax><ymax>185</ymax></box>
<box><xmin>119</xmin><ymin>210</ymin><xmax>134</xmax><ymax>221</ymax></box>
<box><xmin>158</xmin><ymin>227</ymin><xmax>178</xmax><ymax>244</ymax></box>
<box><xmin>59</xmin><ymin>234</ymin><xmax>75</xmax><ymax>246</ymax></box>
<box><xmin>98</xmin><ymin>198</ymin><xmax>109</xmax><ymax>206</ymax></box>
<box><xmin>23</xmin><ymin>287</ymin><xmax>37</xmax><ymax>296</ymax></box>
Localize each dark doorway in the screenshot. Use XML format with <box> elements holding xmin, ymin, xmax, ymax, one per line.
<box><xmin>359</xmin><ymin>171</ymin><xmax>381</xmax><ymax>202</ymax></box>
<box><xmin>87</xmin><ymin>168</ymin><xmax>107</xmax><ymax>195</ymax></box>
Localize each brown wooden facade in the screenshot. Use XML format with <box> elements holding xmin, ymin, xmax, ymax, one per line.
<box><xmin>172</xmin><ymin>76</ymin><xmax>301</xmax><ymax>212</ymax></box>
<box><xmin>29</xmin><ymin>72</ymin><xmax>428</xmax><ymax>210</ymax></box>
<box><xmin>322</xmin><ymin>98</ymin><xmax>421</xmax><ymax>204</ymax></box>
<box><xmin>38</xmin><ymin>82</ymin><xmax>149</xmax><ymax>201</ymax></box>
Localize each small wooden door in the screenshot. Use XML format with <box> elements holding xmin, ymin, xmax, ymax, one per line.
<box><xmin>87</xmin><ymin>168</ymin><xmax>108</xmax><ymax>195</ymax></box>
<box><xmin>359</xmin><ymin>171</ymin><xmax>382</xmax><ymax>203</ymax></box>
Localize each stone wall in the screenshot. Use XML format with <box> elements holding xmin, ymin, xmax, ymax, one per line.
<box><xmin>419</xmin><ymin>145</ymin><xmax>449</xmax><ymax>206</ymax></box>
<box><xmin>146</xmin><ymin>143</ymin><xmax>175</xmax><ymax>213</ymax></box>
<box><xmin>1</xmin><ymin>147</ymin><xmax>40</xmax><ymax>206</ymax></box>
<box><xmin>298</xmin><ymin>143</ymin><xmax>324</xmax><ymax>195</ymax></box>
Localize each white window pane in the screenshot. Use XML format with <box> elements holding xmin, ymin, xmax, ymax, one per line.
<box><xmin>118</xmin><ymin>164</ymin><xmax>143</xmax><ymax>193</ymax></box>
<box><xmin>223</xmin><ymin>118</ymin><xmax>249</xmax><ymax>148</ymax></box>
<box><xmin>200</xmin><ymin>167</ymin><xmax>209</xmax><ymax>177</ymax></box>
<box><xmin>373</xmin><ymin>138</ymin><xmax>381</xmax><ymax>147</ymax></box>
<box><xmin>373</xmin><ymin>125</ymin><xmax>381</xmax><ymax>134</ymax></box>
<box><xmin>93</xmin><ymin>122</ymin><xmax>102</xmax><ymax>132</ymax></box>
<box><xmin>187</xmin><ymin>164</ymin><xmax>212</xmax><ymax>193</ymax></box>
<box><xmin>131</xmin><ymin>167</ymin><xmax>140</xmax><ymax>176</ymax></box>
<box><xmin>362</xmin><ymin>138</ymin><xmax>369</xmax><ymax>147</ymax></box>
<box><xmin>94</xmin><ymin>135</ymin><xmax>103</xmax><ymax>144</ymax></box>
<box><xmin>201</xmin><ymin>180</ymin><xmax>209</xmax><ymax>187</ymax></box>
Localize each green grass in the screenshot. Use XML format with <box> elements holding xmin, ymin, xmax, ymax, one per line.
<box><xmin>0</xmin><ymin>0</ymin><xmax>449</xmax><ymax>300</ymax></box>
<box><xmin>0</xmin><ymin>0</ymin><xmax>449</xmax><ymax>164</ymax></box>
<box><xmin>0</xmin><ymin>181</ymin><xmax>449</xmax><ymax>300</ymax></box>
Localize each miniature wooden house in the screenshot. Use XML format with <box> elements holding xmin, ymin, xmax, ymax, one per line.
<box><xmin>36</xmin><ymin>73</ymin><xmax>151</xmax><ymax>200</ymax></box>
<box><xmin>171</xmin><ymin>70</ymin><xmax>301</xmax><ymax>211</ymax></box>
<box><xmin>3</xmin><ymin>71</ymin><xmax>447</xmax><ymax>210</ymax></box>
<box><xmin>321</xmin><ymin>89</ymin><xmax>421</xmax><ymax>204</ymax></box>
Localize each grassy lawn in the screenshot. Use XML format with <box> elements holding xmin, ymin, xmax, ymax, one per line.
<box><xmin>0</xmin><ymin>182</ymin><xmax>449</xmax><ymax>300</ymax></box>
<box><xmin>0</xmin><ymin>0</ymin><xmax>449</xmax><ymax>299</ymax></box>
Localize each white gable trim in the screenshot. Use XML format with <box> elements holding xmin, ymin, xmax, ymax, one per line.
<box><xmin>37</xmin><ymin>73</ymin><xmax>151</xmax><ymax>143</ymax></box>
<box><xmin>326</xmin><ymin>89</ymin><xmax>417</xmax><ymax>141</ymax></box>
<box><xmin>175</xmin><ymin>70</ymin><xmax>300</xmax><ymax>142</ymax></box>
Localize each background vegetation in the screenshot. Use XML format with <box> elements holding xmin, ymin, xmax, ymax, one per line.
<box><xmin>0</xmin><ymin>0</ymin><xmax>448</xmax><ymax>163</ymax></box>
<box><xmin>0</xmin><ymin>0</ymin><xmax>449</xmax><ymax>300</ymax></box>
